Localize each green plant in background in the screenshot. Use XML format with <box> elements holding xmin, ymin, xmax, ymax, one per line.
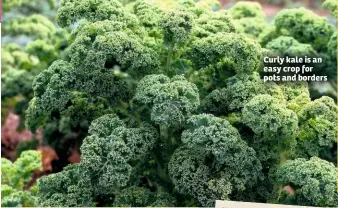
<box><xmin>2</xmin><ymin>0</ymin><xmax>45</xmax><ymax>13</ymax></box>
<box><xmin>1</xmin><ymin>150</ymin><xmax>42</xmax><ymax>207</ymax></box>
<box><xmin>1</xmin><ymin>0</ymin><xmax>75</xmax><ymax>167</ymax></box>
<box><xmin>2</xmin><ymin>0</ymin><xmax>57</xmax><ymax>22</ymax></box>
<box><xmin>259</xmin><ymin>0</ymin><xmax>337</xmax><ymax>95</ymax></box>
<box><xmin>230</xmin><ymin>0</ymin><xmax>334</xmax><ymax>10</ymax></box>
<box><xmin>227</xmin><ymin>1</ymin><xmax>337</xmax><ymax>100</ymax></box>
<box><xmin>228</xmin><ymin>1</ymin><xmax>269</xmax><ymax>39</ymax></box>
<box><xmin>19</xmin><ymin>0</ymin><xmax>338</xmax><ymax>207</ymax></box>
<box><xmin>324</xmin><ymin>0</ymin><xmax>337</xmax><ymax>88</ymax></box>
<box><xmin>323</xmin><ymin>0</ymin><xmax>338</xmax><ymax>18</ymax></box>
<box><xmin>260</xmin><ymin>7</ymin><xmax>334</xmax><ymax>52</ymax></box>
<box><xmin>1</xmin><ymin>5</ymin><xmax>69</xmax><ymax>120</ymax></box>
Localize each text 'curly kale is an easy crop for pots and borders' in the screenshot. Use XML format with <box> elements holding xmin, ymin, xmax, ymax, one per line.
<box><xmin>1</xmin><ymin>0</ymin><xmax>338</xmax><ymax>207</ymax></box>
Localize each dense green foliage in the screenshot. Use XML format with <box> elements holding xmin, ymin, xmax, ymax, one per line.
<box><xmin>272</xmin><ymin>157</ymin><xmax>337</xmax><ymax>207</ymax></box>
<box><xmin>228</xmin><ymin>1</ymin><xmax>268</xmax><ymax>39</ymax></box>
<box><xmin>259</xmin><ymin>3</ymin><xmax>337</xmax><ymax>91</ymax></box>
<box><xmin>227</xmin><ymin>0</ymin><xmax>337</xmax><ymax>96</ymax></box>
<box><xmin>1</xmin><ymin>150</ymin><xmax>42</xmax><ymax>207</ymax></box>
<box><xmin>1</xmin><ymin>0</ymin><xmax>337</xmax><ymax>207</ymax></box>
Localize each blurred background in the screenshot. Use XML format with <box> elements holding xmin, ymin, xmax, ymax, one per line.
<box><xmin>221</xmin><ymin>0</ymin><xmax>336</xmax><ymax>25</ymax></box>
<box><xmin>222</xmin><ymin>0</ymin><xmax>330</xmax><ymax>15</ymax></box>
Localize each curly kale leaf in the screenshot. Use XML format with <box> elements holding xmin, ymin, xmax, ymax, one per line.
<box><xmin>1</xmin><ymin>150</ymin><xmax>42</xmax><ymax>207</ymax></box>
<box><xmin>272</xmin><ymin>157</ymin><xmax>338</xmax><ymax>207</ymax></box>
<box><xmin>228</xmin><ymin>1</ymin><xmax>265</xmax><ymax>20</ymax></box>
<box><xmin>242</xmin><ymin>94</ymin><xmax>298</xmax><ymax>146</ymax></box>
<box><xmin>160</xmin><ymin>8</ymin><xmax>194</xmax><ymax>45</ymax></box>
<box><xmin>296</xmin><ymin>96</ymin><xmax>337</xmax><ymax>157</ymax></box>
<box><xmin>1</xmin><ymin>150</ymin><xmax>42</xmax><ymax>190</ymax></box>
<box><xmin>36</xmin><ymin>164</ymin><xmax>94</xmax><ymax>207</ymax></box>
<box><xmin>188</xmin><ymin>32</ymin><xmax>263</xmax><ymax>75</ymax></box>
<box><xmin>169</xmin><ymin>114</ymin><xmax>263</xmax><ymax>207</ymax></box>
<box><xmin>228</xmin><ymin>1</ymin><xmax>268</xmax><ymax>39</ymax></box>
<box><xmin>242</xmin><ymin>94</ymin><xmax>298</xmax><ymax>167</ymax></box>
<box><xmin>80</xmin><ymin>114</ymin><xmax>158</xmax><ymax>195</ymax></box>
<box><xmin>274</xmin><ymin>8</ymin><xmax>334</xmax><ymax>52</ymax></box>
<box><xmin>134</xmin><ymin>74</ymin><xmax>200</xmax><ymax>129</ymax></box>
<box><xmin>4</xmin><ymin>15</ymin><xmax>56</xmax><ymax>39</ymax></box>
<box><xmin>56</xmin><ymin>0</ymin><xmax>138</xmax><ymax>27</ymax></box>
<box><xmin>113</xmin><ymin>186</ymin><xmax>176</xmax><ymax>207</ymax></box>
<box><xmin>266</xmin><ymin>36</ymin><xmax>317</xmax><ymax>57</ymax></box>
<box><xmin>193</xmin><ymin>10</ymin><xmax>236</xmax><ymax>38</ymax></box>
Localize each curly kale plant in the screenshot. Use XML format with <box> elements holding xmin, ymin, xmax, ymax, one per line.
<box><xmin>23</xmin><ymin>0</ymin><xmax>338</xmax><ymax>207</ymax></box>
<box><xmin>1</xmin><ymin>150</ymin><xmax>42</xmax><ymax>207</ymax></box>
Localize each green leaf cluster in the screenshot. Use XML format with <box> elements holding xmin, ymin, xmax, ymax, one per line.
<box><xmin>14</xmin><ymin>0</ymin><xmax>338</xmax><ymax>207</ymax></box>
<box><xmin>1</xmin><ymin>150</ymin><xmax>42</xmax><ymax>207</ymax></box>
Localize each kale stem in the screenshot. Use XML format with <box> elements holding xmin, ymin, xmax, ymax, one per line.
<box><xmin>279</xmin><ymin>150</ymin><xmax>287</xmax><ymax>164</ymax></box>
<box><xmin>146</xmin><ymin>177</ymin><xmax>154</xmax><ymax>188</ymax></box>
<box><xmin>270</xmin><ymin>146</ymin><xmax>288</xmax><ymax>203</ymax></box>
<box><xmin>160</xmin><ymin>125</ymin><xmax>169</xmax><ymax>140</ymax></box>
<box><xmin>165</xmin><ymin>43</ymin><xmax>174</xmax><ymax>74</ymax></box>
<box><xmin>153</xmin><ymin>152</ymin><xmax>171</xmax><ymax>183</ymax></box>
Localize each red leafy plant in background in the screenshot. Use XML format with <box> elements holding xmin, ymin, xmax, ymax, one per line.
<box><xmin>1</xmin><ymin>110</ymin><xmax>36</xmax><ymax>160</ymax></box>
<box><xmin>1</xmin><ymin>109</ymin><xmax>60</xmax><ymax>173</ymax></box>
